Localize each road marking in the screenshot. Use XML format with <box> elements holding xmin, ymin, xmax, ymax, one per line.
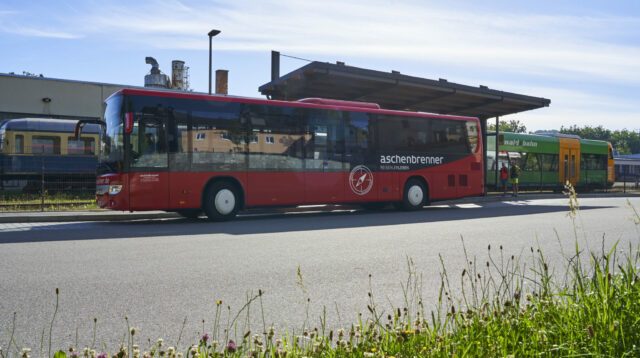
<box><xmin>455</xmin><ymin>203</ymin><xmax>482</xmax><ymax>208</ymax></box>
<box><xmin>0</xmin><ymin>222</ymin><xmax>89</xmax><ymax>233</ymax></box>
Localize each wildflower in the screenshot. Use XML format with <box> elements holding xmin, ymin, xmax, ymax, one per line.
<box><xmin>253</xmin><ymin>334</ymin><xmax>262</xmax><ymax>346</ymax></box>
<box><xmin>275</xmin><ymin>339</ymin><xmax>283</xmax><ymax>347</ymax></box>
<box><xmin>225</xmin><ymin>340</ymin><xmax>237</xmax><ymax>353</ymax></box>
<box><xmin>90</xmin><ymin>350</ymin><xmax>97</xmax><ymax>358</ymax></box>
<box><xmin>96</xmin><ymin>353</ymin><xmax>107</xmax><ymax>358</ymax></box>
<box><xmin>215</xmin><ymin>300</ymin><xmax>222</xmax><ymax>306</ymax></box>
<box><xmin>130</xmin><ymin>327</ymin><xmax>136</xmax><ymax>336</ymax></box>
<box><xmin>157</xmin><ymin>339</ymin><xmax>164</xmax><ymax>347</ymax></box>
<box><xmin>176</xmin><ymin>354</ymin><xmax>183</xmax><ymax>358</ymax></box>
<box><xmin>21</xmin><ymin>348</ymin><xmax>31</xmax><ymax>358</ymax></box>
<box><xmin>167</xmin><ymin>347</ymin><xmax>175</xmax><ymax>355</ymax></box>
<box><xmin>364</xmin><ymin>353</ymin><xmax>374</xmax><ymax>358</ymax></box>
<box><xmin>201</xmin><ymin>333</ymin><xmax>209</xmax><ymax>344</ymax></box>
<box><xmin>211</xmin><ymin>340</ymin><xmax>219</xmax><ymax>350</ymax></box>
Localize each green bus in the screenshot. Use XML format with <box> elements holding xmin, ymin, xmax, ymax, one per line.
<box><xmin>486</xmin><ymin>132</ymin><xmax>615</xmax><ymax>190</ymax></box>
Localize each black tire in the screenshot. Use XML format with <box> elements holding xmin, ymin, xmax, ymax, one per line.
<box><xmin>175</xmin><ymin>209</ymin><xmax>202</xmax><ymax>219</ymax></box>
<box><xmin>203</xmin><ymin>181</ymin><xmax>240</xmax><ymax>221</ymax></box>
<box><xmin>398</xmin><ymin>179</ymin><xmax>427</xmax><ymax>211</ymax></box>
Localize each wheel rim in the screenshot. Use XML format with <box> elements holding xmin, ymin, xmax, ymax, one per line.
<box><xmin>214</xmin><ymin>189</ymin><xmax>236</xmax><ymax>215</ymax></box>
<box><xmin>407</xmin><ymin>185</ymin><xmax>424</xmax><ymax>206</ymax></box>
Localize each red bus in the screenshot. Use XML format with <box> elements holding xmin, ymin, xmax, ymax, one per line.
<box><xmin>92</xmin><ymin>88</ymin><xmax>483</xmax><ymax>220</ymax></box>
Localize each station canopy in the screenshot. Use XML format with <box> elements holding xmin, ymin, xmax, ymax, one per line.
<box><xmin>259</xmin><ymin>61</ymin><xmax>550</xmax><ymax>119</ymax></box>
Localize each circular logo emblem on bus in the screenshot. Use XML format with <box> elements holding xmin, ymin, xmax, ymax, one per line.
<box><xmin>349</xmin><ymin>165</ymin><xmax>374</xmax><ymax>196</ymax></box>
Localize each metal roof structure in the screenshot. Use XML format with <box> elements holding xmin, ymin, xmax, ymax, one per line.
<box><xmin>259</xmin><ymin>61</ymin><xmax>550</xmax><ymax>119</ymax></box>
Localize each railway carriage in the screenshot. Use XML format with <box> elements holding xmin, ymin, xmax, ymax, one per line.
<box><xmin>0</xmin><ymin>118</ymin><xmax>101</xmax><ymax>192</ymax></box>
<box><xmin>486</xmin><ymin>132</ymin><xmax>614</xmax><ymax>190</ymax></box>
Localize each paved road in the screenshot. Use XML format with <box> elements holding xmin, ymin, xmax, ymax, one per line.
<box><xmin>1</xmin><ymin>197</ymin><xmax>639</xmax><ymax>351</ymax></box>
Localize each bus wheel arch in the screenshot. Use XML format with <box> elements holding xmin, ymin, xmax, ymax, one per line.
<box><xmin>202</xmin><ymin>177</ymin><xmax>245</xmax><ymax>221</ymax></box>
<box><xmin>397</xmin><ymin>176</ymin><xmax>430</xmax><ymax>210</ymax></box>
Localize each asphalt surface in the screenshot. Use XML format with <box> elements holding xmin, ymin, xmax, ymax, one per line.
<box><xmin>1</xmin><ymin>196</ymin><xmax>639</xmax><ymax>352</ymax></box>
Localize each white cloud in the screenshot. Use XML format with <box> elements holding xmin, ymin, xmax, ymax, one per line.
<box><xmin>1</xmin><ymin>26</ymin><xmax>83</xmax><ymax>39</ymax></box>
<box><xmin>65</xmin><ymin>0</ymin><xmax>640</xmax><ymax>85</ymax></box>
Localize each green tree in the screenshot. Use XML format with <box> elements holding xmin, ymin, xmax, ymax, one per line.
<box><xmin>560</xmin><ymin>125</ymin><xmax>611</xmax><ymax>141</ymax></box>
<box><xmin>559</xmin><ymin>125</ymin><xmax>640</xmax><ymax>155</ymax></box>
<box><xmin>487</xmin><ymin>119</ymin><xmax>527</xmax><ymax>133</ymax></box>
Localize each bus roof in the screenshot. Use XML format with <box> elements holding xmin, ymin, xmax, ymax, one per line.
<box><xmin>0</xmin><ymin>118</ymin><xmax>101</xmax><ymax>134</ymax></box>
<box><xmin>109</xmin><ymin>88</ymin><xmax>479</xmax><ymax>122</ymax></box>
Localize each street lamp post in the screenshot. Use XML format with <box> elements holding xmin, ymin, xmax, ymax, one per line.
<box><xmin>208</xmin><ymin>29</ymin><xmax>221</xmax><ymax>95</ymax></box>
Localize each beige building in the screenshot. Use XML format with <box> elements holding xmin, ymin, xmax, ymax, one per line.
<box><xmin>0</xmin><ymin>73</ymin><xmax>128</xmax><ymax>122</ymax></box>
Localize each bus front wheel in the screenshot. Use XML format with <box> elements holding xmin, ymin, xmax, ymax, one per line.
<box><xmin>398</xmin><ymin>179</ymin><xmax>427</xmax><ymax>211</ymax></box>
<box><xmin>204</xmin><ymin>182</ymin><xmax>240</xmax><ymax>221</ymax></box>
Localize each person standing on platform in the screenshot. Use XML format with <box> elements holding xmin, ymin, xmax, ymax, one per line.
<box><xmin>500</xmin><ymin>163</ymin><xmax>509</xmax><ymax>196</ymax></box>
<box><xmin>510</xmin><ymin>161</ymin><xmax>521</xmax><ymax>197</ymax></box>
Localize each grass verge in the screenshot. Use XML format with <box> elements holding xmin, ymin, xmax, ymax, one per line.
<box><xmin>0</xmin><ymin>193</ymin><xmax>97</xmax><ymax>212</ymax></box>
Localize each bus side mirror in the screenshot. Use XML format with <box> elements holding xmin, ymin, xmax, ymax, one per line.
<box><xmin>74</xmin><ymin>119</ymin><xmax>106</xmax><ymax>139</ymax></box>
<box><xmin>74</xmin><ymin>122</ymin><xmax>85</xmax><ymax>139</ymax></box>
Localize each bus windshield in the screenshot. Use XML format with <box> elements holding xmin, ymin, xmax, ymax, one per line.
<box><xmin>98</xmin><ymin>95</ymin><xmax>125</xmax><ymax>174</ymax></box>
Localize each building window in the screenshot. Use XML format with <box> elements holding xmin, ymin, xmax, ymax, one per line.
<box><xmin>265</xmin><ymin>136</ymin><xmax>275</xmax><ymax>144</ymax></box>
<box><xmin>195</xmin><ymin>132</ymin><xmax>206</xmax><ymax>141</ymax></box>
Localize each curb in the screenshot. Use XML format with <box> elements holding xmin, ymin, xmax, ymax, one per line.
<box><xmin>1</xmin><ymin>192</ymin><xmax>638</xmax><ymax>224</ymax></box>
<box><xmin>0</xmin><ymin>211</ymin><xmax>178</xmax><ymax>223</ymax></box>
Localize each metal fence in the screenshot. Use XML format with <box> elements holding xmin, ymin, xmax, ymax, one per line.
<box><xmin>0</xmin><ymin>148</ymin><xmax>97</xmax><ymax>211</ymax></box>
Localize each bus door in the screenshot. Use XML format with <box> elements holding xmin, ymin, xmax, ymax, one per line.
<box><xmin>128</xmin><ymin>113</ymin><xmax>170</xmax><ymax>210</ymax></box>
<box><xmin>343</xmin><ymin>112</ymin><xmax>379</xmax><ymax>203</ymax></box>
<box><xmin>304</xmin><ymin>111</ymin><xmax>344</xmax><ymax>204</ymax></box>
<box><xmin>559</xmin><ymin>138</ymin><xmax>580</xmax><ymax>186</ymax></box>
<box><xmin>245</xmin><ymin>105</ymin><xmax>306</xmax><ymax>206</ymax></box>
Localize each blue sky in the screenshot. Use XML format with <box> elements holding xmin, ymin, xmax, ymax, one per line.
<box><xmin>1</xmin><ymin>0</ymin><xmax>639</xmax><ymax>131</ymax></box>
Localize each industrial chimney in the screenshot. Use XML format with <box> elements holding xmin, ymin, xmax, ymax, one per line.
<box><xmin>144</xmin><ymin>57</ymin><xmax>170</xmax><ymax>88</ymax></box>
<box><xmin>215</xmin><ymin>69</ymin><xmax>228</xmax><ymax>95</ymax></box>
<box><xmin>171</xmin><ymin>60</ymin><xmax>190</xmax><ymax>91</ymax></box>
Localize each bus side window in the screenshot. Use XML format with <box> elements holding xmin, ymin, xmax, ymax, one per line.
<box><xmin>305</xmin><ymin>109</ymin><xmax>344</xmax><ymax>170</ymax></box>
<box><xmin>190</xmin><ymin>101</ymin><xmax>245</xmax><ymax>171</ymax></box>
<box><xmin>247</xmin><ymin>104</ymin><xmax>304</xmax><ymax>170</ymax></box>
<box><xmin>344</xmin><ymin>112</ymin><xmax>370</xmax><ymax>167</ymax></box>
<box><xmin>169</xmin><ymin>109</ymin><xmax>190</xmax><ymax>171</ymax></box>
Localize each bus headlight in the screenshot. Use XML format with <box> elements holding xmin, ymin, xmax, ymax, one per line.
<box><xmin>108</xmin><ymin>185</ymin><xmax>123</xmax><ymax>195</ymax></box>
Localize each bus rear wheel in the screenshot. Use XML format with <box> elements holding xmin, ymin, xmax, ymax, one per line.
<box><xmin>398</xmin><ymin>179</ymin><xmax>427</xmax><ymax>211</ymax></box>
<box><xmin>203</xmin><ymin>182</ymin><xmax>240</xmax><ymax>221</ymax></box>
